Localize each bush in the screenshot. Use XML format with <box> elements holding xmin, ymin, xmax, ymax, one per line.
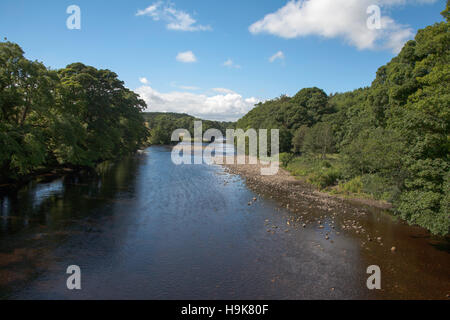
<box><xmin>397</xmin><ymin>190</ymin><xmax>449</xmax><ymax>236</ymax></box>
<box><xmin>308</xmin><ymin>167</ymin><xmax>341</xmax><ymax>189</ymax></box>
<box><xmin>302</xmin><ymin>122</ymin><xmax>335</xmax><ymax>158</ymax></box>
<box><xmin>338</xmin><ymin>176</ymin><xmax>363</xmax><ymax>194</ymax></box>
<box><xmin>340</xmin><ymin>128</ymin><xmax>406</xmax><ymax>178</ymax></box>
<box><xmin>361</xmin><ymin>174</ymin><xmax>400</xmax><ymax>201</ymax></box>
<box><xmin>279</xmin><ymin>152</ymin><xmax>294</xmax><ymax>167</ymax></box>
<box><xmin>292</xmin><ymin>125</ymin><xmax>309</xmax><ymax>154</ymax></box>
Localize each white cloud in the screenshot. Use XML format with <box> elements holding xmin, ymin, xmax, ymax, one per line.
<box><xmin>135</xmin><ymin>86</ymin><xmax>259</xmax><ymax>121</ymax></box>
<box><xmin>223</xmin><ymin>59</ymin><xmax>241</xmax><ymax>69</ymax></box>
<box><xmin>176</xmin><ymin>51</ymin><xmax>197</xmax><ymax>63</ymax></box>
<box><xmin>139</xmin><ymin>77</ymin><xmax>149</xmax><ymax>84</ymax></box>
<box><xmin>137</xmin><ymin>1</ymin><xmax>212</xmax><ymax>32</ymax></box>
<box><xmin>249</xmin><ymin>0</ymin><xmax>437</xmax><ymax>53</ymax></box>
<box><xmin>136</xmin><ymin>3</ymin><xmax>161</xmax><ymax>18</ymax></box>
<box><xmin>212</xmin><ymin>88</ymin><xmax>236</xmax><ymax>94</ymax></box>
<box><xmin>269</xmin><ymin>51</ymin><xmax>285</xmax><ymax>63</ymax></box>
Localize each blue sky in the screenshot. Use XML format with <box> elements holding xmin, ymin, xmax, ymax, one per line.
<box><xmin>0</xmin><ymin>0</ymin><xmax>446</xmax><ymax>121</ymax></box>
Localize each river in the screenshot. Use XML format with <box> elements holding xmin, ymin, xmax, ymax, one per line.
<box><xmin>0</xmin><ymin>146</ymin><xmax>448</xmax><ymax>299</ymax></box>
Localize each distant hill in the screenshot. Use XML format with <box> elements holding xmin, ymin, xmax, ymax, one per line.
<box><xmin>142</xmin><ymin>112</ymin><xmax>234</xmax><ymax>145</ymax></box>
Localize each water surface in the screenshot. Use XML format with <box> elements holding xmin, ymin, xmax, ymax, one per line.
<box><xmin>0</xmin><ymin>146</ymin><xmax>448</xmax><ymax>299</ymax></box>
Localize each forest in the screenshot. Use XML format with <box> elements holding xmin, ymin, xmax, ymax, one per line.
<box><xmin>235</xmin><ymin>6</ymin><xmax>449</xmax><ymax>235</ymax></box>
<box><xmin>0</xmin><ymin>42</ymin><xmax>149</xmax><ymax>184</ymax></box>
<box><xmin>143</xmin><ymin>112</ymin><xmax>234</xmax><ymax>144</ymax></box>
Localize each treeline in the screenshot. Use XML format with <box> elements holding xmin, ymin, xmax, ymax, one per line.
<box><xmin>143</xmin><ymin>112</ymin><xmax>234</xmax><ymax>144</ymax></box>
<box><xmin>236</xmin><ymin>6</ymin><xmax>449</xmax><ymax>235</ymax></box>
<box><xmin>0</xmin><ymin>41</ymin><xmax>149</xmax><ymax>184</ymax></box>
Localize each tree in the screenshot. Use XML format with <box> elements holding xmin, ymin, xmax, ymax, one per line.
<box><xmin>0</xmin><ymin>41</ymin><xmax>149</xmax><ymax>183</ymax></box>
<box><xmin>302</xmin><ymin>122</ymin><xmax>335</xmax><ymax>159</ymax></box>
<box><xmin>340</xmin><ymin>128</ymin><xmax>406</xmax><ymax>179</ymax></box>
<box><xmin>292</xmin><ymin>125</ymin><xmax>309</xmax><ymax>154</ymax></box>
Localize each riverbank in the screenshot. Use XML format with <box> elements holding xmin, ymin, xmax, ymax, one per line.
<box><xmin>214</xmin><ymin>155</ymin><xmax>392</xmax><ymax>211</ymax></box>
<box><xmin>212</xmin><ymin>155</ymin><xmax>450</xmax><ymax>299</ymax></box>
<box><xmin>0</xmin><ymin>149</ymin><xmax>147</xmax><ymax>193</ymax></box>
<box><xmin>0</xmin><ymin>166</ymin><xmax>82</xmax><ymax>193</ymax></box>
<box><xmin>212</xmin><ymin>155</ymin><xmax>443</xmax><ymax>246</ymax></box>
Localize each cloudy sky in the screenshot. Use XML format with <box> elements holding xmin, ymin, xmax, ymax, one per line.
<box><xmin>0</xmin><ymin>0</ymin><xmax>445</xmax><ymax>121</ymax></box>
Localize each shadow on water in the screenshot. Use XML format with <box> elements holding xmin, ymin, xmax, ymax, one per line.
<box><xmin>0</xmin><ymin>155</ymin><xmax>145</xmax><ymax>298</ymax></box>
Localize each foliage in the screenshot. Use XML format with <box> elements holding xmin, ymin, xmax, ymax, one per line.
<box><xmin>337</xmin><ymin>176</ymin><xmax>363</xmax><ymax>195</ymax></box>
<box><xmin>302</xmin><ymin>122</ymin><xmax>335</xmax><ymax>158</ymax></box>
<box><xmin>340</xmin><ymin>127</ymin><xmax>406</xmax><ymax>179</ymax></box>
<box><xmin>235</xmin><ymin>88</ymin><xmax>333</xmax><ymax>153</ymax></box>
<box><xmin>232</xmin><ymin>5</ymin><xmax>449</xmax><ymax>234</ymax></box>
<box><xmin>279</xmin><ymin>152</ymin><xmax>294</xmax><ymax>167</ymax></box>
<box><xmin>285</xmin><ymin>156</ymin><xmax>342</xmax><ymax>190</ymax></box>
<box><xmin>292</xmin><ymin>125</ymin><xmax>309</xmax><ymax>154</ymax></box>
<box><xmin>0</xmin><ymin>41</ymin><xmax>148</xmax><ymax>182</ymax></box>
<box><xmin>142</xmin><ymin>112</ymin><xmax>234</xmax><ymax>145</ymax></box>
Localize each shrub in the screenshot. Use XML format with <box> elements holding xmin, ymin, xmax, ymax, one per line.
<box><xmin>308</xmin><ymin>167</ymin><xmax>341</xmax><ymax>189</ymax></box>
<box><xmin>302</xmin><ymin>122</ymin><xmax>335</xmax><ymax>158</ymax></box>
<box><xmin>338</xmin><ymin>176</ymin><xmax>363</xmax><ymax>194</ymax></box>
<box><xmin>292</xmin><ymin>125</ymin><xmax>309</xmax><ymax>154</ymax></box>
<box><xmin>397</xmin><ymin>190</ymin><xmax>449</xmax><ymax>236</ymax></box>
<box><xmin>279</xmin><ymin>152</ymin><xmax>294</xmax><ymax>167</ymax></box>
<box><xmin>361</xmin><ymin>174</ymin><xmax>400</xmax><ymax>201</ymax></box>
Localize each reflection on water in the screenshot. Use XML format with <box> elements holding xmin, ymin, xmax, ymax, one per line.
<box><xmin>0</xmin><ymin>146</ymin><xmax>449</xmax><ymax>300</ymax></box>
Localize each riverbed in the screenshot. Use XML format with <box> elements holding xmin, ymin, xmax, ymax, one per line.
<box><xmin>0</xmin><ymin>146</ymin><xmax>448</xmax><ymax>299</ymax></box>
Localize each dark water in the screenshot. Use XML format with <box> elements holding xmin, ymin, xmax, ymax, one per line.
<box><xmin>0</xmin><ymin>146</ymin><xmax>449</xmax><ymax>299</ymax></box>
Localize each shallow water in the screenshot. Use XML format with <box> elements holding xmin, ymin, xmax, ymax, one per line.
<box><xmin>0</xmin><ymin>146</ymin><xmax>448</xmax><ymax>299</ymax></box>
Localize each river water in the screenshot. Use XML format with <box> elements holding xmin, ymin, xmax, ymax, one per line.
<box><xmin>0</xmin><ymin>146</ymin><xmax>448</xmax><ymax>299</ymax></box>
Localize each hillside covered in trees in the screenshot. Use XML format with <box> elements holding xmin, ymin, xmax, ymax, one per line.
<box><xmin>235</xmin><ymin>5</ymin><xmax>449</xmax><ymax>235</ymax></box>
<box><xmin>143</xmin><ymin>112</ymin><xmax>234</xmax><ymax>145</ymax></box>
<box><xmin>0</xmin><ymin>42</ymin><xmax>149</xmax><ymax>184</ymax></box>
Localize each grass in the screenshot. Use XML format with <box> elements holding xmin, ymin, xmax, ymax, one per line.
<box><xmin>284</xmin><ymin>154</ymin><xmax>342</xmax><ymax>189</ymax></box>
<box><xmin>282</xmin><ymin>153</ymin><xmax>394</xmax><ymax>203</ymax></box>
